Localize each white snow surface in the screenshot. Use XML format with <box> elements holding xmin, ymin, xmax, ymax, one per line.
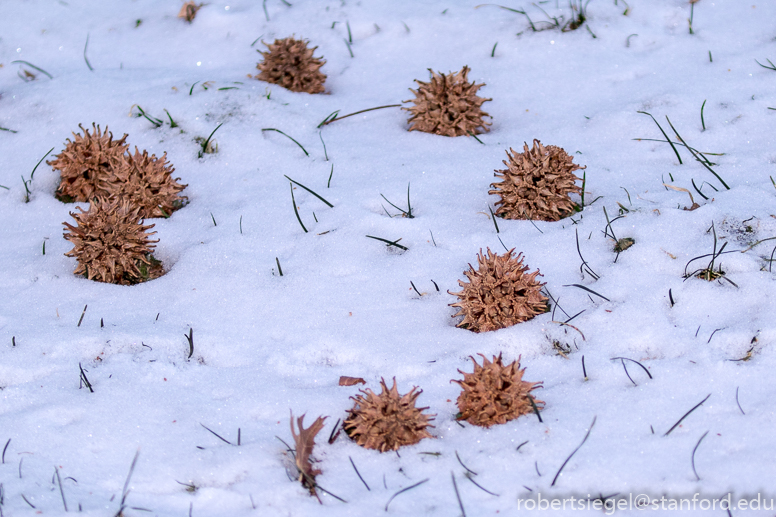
<box><xmin>1</xmin><ymin>1</ymin><xmax>776</xmax><ymax>515</ymax></box>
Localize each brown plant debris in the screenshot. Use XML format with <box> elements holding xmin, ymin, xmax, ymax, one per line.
<box><xmin>256</xmin><ymin>37</ymin><xmax>326</xmax><ymax>94</ymax></box>
<box><xmin>100</xmin><ymin>148</ymin><xmax>188</xmax><ymax>219</ymax></box>
<box><xmin>403</xmin><ymin>65</ymin><xmax>491</xmax><ymax>137</ymax></box>
<box><xmin>454</xmin><ymin>353</ymin><xmax>544</xmax><ymax>427</ymax></box>
<box><xmin>49</xmin><ymin>124</ymin><xmax>129</xmax><ymax>203</ymax></box>
<box><xmin>339</xmin><ymin>376</ymin><xmax>366</xmax><ymax>386</ymax></box>
<box><xmin>449</xmin><ymin>248</ymin><xmax>548</xmax><ymax>333</ymax></box>
<box><xmin>290</xmin><ymin>413</ymin><xmax>327</xmax><ymax>496</ymax></box>
<box><xmin>178</xmin><ymin>1</ymin><xmax>202</xmax><ymax>22</ymax></box>
<box><xmin>489</xmin><ymin>139</ymin><xmax>584</xmax><ymax>221</ymax></box>
<box><xmin>63</xmin><ymin>197</ymin><xmax>162</xmax><ymax>285</ymax></box>
<box><xmin>344</xmin><ymin>378</ymin><xmax>434</xmax><ymax>452</ymax></box>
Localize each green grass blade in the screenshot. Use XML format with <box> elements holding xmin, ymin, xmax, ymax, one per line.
<box><xmin>262</xmin><ymin>128</ymin><xmax>308</xmax><ymax>156</ymax></box>
<box><xmin>284</xmin><ymin>175</ymin><xmax>333</xmax><ymax>207</ymax></box>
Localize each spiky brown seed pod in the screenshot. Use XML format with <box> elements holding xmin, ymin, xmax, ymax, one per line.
<box><xmin>449</xmin><ymin>248</ymin><xmax>548</xmax><ymax>333</ymax></box>
<box><xmin>255</xmin><ymin>37</ymin><xmax>326</xmax><ymax>94</ymax></box>
<box><xmin>489</xmin><ymin>139</ymin><xmax>584</xmax><ymax>222</ymax></box>
<box><xmin>344</xmin><ymin>378</ymin><xmax>434</xmax><ymax>452</ymax></box>
<box><xmin>63</xmin><ymin>197</ymin><xmax>162</xmax><ymax>285</ymax></box>
<box><xmin>99</xmin><ymin>148</ymin><xmax>187</xmax><ymax>219</ymax></box>
<box><xmin>48</xmin><ymin>124</ymin><xmax>129</xmax><ymax>203</ymax></box>
<box><xmin>453</xmin><ymin>354</ymin><xmax>544</xmax><ymax>427</ymax></box>
<box><xmin>403</xmin><ymin>66</ymin><xmax>491</xmax><ymax>137</ymax></box>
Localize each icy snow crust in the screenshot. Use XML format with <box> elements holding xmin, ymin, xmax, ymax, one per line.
<box><xmin>1</xmin><ymin>1</ymin><xmax>775</xmax><ymax>515</ymax></box>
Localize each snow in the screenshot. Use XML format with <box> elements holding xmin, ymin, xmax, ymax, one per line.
<box><xmin>1</xmin><ymin>0</ymin><xmax>776</xmax><ymax>515</ymax></box>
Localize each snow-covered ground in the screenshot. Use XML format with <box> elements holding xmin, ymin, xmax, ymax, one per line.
<box><xmin>2</xmin><ymin>1</ymin><xmax>776</xmax><ymax>515</ymax></box>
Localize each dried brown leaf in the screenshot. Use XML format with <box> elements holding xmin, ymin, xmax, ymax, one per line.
<box><xmin>290</xmin><ymin>413</ymin><xmax>327</xmax><ymax>494</ymax></box>
<box><xmin>339</xmin><ymin>376</ymin><xmax>366</xmax><ymax>386</ymax></box>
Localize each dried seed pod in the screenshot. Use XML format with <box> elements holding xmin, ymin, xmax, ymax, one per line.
<box><xmin>49</xmin><ymin>124</ymin><xmax>129</xmax><ymax>203</ymax></box>
<box><xmin>178</xmin><ymin>1</ymin><xmax>202</xmax><ymax>22</ymax></box>
<box><xmin>255</xmin><ymin>37</ymin><xmax>326</xmax><ymax>94</ymax></box>
<box><xmin>403</xmin><ymin>66</ymin><xmax>491</xmax><ymax>137</ymax></box>
<box><xmin>63</xmin><ymin>197</ymin><xmax>162</xmax><ymax>285</ymax></box>
<box><xmin>344</xmin><ymin>378</ymin><xmax>434</xmax><ymax>452</ymax></box>
<box><xmin>449</xmin><ymin>248</ymin><xmax>548</xmax><ymax>333</ymax></box>
<box><xmin>453</xmin><ymin>354</ymin><xmax>544</xmax><ymax>427</ymax></box>
<box><xmin>100</xmin><ymin>147</ymin><xmax>187</xmax><ymax>219</ymax></box>
<box><xmin>489</xmin><ymin>139</ymin><xmax>584</xmax><ymax>221</ymax></box>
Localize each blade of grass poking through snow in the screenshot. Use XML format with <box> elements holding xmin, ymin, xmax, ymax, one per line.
<box><xmin>665</xmin><ymin>116</ymin><xmax>730</xmax><ymax>190</ymax></box>
<box><xmin>691</xmin><ymin>430</ymin><xmax>709</xmax><ymax>481</ymax></box>
<box><xmin>384</xmin><ymin>478</ymin><xmax>429</xmax><ymax>511</ymax></box>
<box><xmin>564</xmin><ymin>284</ymin><xmax>610</xmax><ymax>302</ymax></box>
<box><xmin>318</xmin><ymin>105</ymin><xmax>402</xmax><ymax>127</ymax></box>
<box><xmin>575</xmin><ymin>229</ymin><xmax>600</xmax><ymax>280</ymax></box>
<box><xmin>79</xmin><ymin>363</ymin><xmax>93</xmax><ymax>392</ymax></box>
<box><xmin>343</xmin><ymin>38</ymin><xmax>354</xmax><ymax>57</ymax></box>
<box><xmin>349</xmin><ymin>457</ymin><xmax>370</xmax><ymax>490</ymax></box>
<box><xmin>2</xmin><ymin>438</ymin><xmax>10</xmax><ymax>463</ymax></box>
<box><xmin>451</xmin><ymin>472</ymin><xmax>467</xmax><ymax>517</ymax></box>
<box><xmin>365</xmin><ymin>235</ymin><xmax>408</xmax><ymax>250</ymax></box>
<box><xmin>664</xmin><ymin>393</ymin><xmax>711</xmax><ymax>436</ymax></box>
<box><xmin>84</xmin><ymin>34</ymin><xmax>94</xmax><ymax>71</ymax></box>
<box><xmin>327</xmin><ymin>164</ymin><xmax>334</xmax><ymax>188</ymax></box>
<box><xmin>491</xmin><ymin>42</ymin><xmax>498</xmax><ymax>57</ymax></box>
<box><xmin>199</xmin><ymin>122</ymin><xmax>224</xmax><ymax>158</ymax></box>
<box><xmin>10</xmin><ymin>60</ymin><xmax>53</xmax><ymax>79</ymax></box>
<box><xmin>380</xmin><ymin>184</ymin><xmax>413</xmax><ymax>218</ymax></box>
<box><xmin>164</xmin><ymin>109</ymin><xmax>178</xmax><ymax>128</ymax></box>
<box><xmin>637</xmin><ymin>111</ymin><xmax>682</xmax><ymax>164</ymax></box>
<box><xmin>55</xmin><ymin>467</ymin><xmax>68</xmax><ymax>511</ymax></box>
<box><xmin>131</xmin><ymin>105</ymin><xmax>163</xmax><ymax>128</ymax></box>
<box><xmin>200</xmin><ymin>423</ymin><xmax>233</xmax><ymax>445</ymax></box>
<box><xmin>262</xmin><ymin>128</ymin><xmax>308</xmax><ymax>156</ymax></box>
<box><xmin>610</xmin><ymin>357</ymin><xmax>652</xmax><ymax>379</ymax></box>
<box><xmin>31</xmin><ymin>147</ymin><xmax>54</xmax><ymax>180</ymax></box>
<box><xmin>284</xmin><ymin>175</ymin><xmax>333</xmax><ymax>207</ymax></box>
<box><xmin>318</xmin><ymin>131</ymin><xmax>328</xmax><ymax>160</ymax></box>
<box><xmin>189</xmin><ymin>81</ymin><xmax>200</xmax><ymax>95</ymax></box>
<box><xmin>735</xmin><ymin>387</ymin><xmax>746</xmax><ymax>415</ymax></box>
<box><xmin>755</xmin><ymin>58</ymin><xmax>776</xmax><ymax>71</ymax></box>
<box><xmin>488</xmin><ymin>206</ymin><xmax>499</xmax><ymax>233</ymax></box>
<box><xmin>289</xmin><ymin>183</ymin><xmax>308</xmax><ymax>233</ymax></box>
<box><xmin>117</xmin><ymin>451</ymin><xmax>140</xmax><ymax>516</ymax></box>
<box><xmin>0</xmin><ymin>126</ymin><xmax>18</xmax><ymax>133</ymax></box>
<box><xmin>346</xmin><ymin>20</ymin><xmax>352</xmax><ymax>43</ymax></box>
<box><xmin>551</xmin><ymin>416</ymin><xmax>596</xmax><ymax>487</ymax></box>
<box><xmin>527</xmin><ymin>395</ymin><xmax>543</xmax><ymax>422</ymax></box>
<box><xmin>275</xmin><ymin>257</ymin><xmax>283</xmax><ymax>276</ymax></box>
<box><xmin>700</xmin><ymin>99</ymin><xmax>707</xmax><ymax>131</ymax></box>
<box><xmin>467</xmin><ymin>131</ymin><xmax>485</xmax><ymax>144</ymax></box>
<box><xmin>210</xmin><ymin>213</ymin><xmax>217</xmax><ymax>226</ymax></box>
<box><xmin>185</xmin><ymin>328</ymin><xmax>194</xmax><ymax>359</ymax></box>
